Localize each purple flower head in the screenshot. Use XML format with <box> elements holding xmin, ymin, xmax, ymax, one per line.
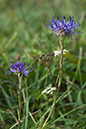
<box><xmin>8</xmin><ymin>61</ymin><xmax>34</xmax><ymax>77</ymax></box>
<box><xmin>46</xmin><ymin>16</ymin><xmax>82</xmax><ymax>37</ymax></box>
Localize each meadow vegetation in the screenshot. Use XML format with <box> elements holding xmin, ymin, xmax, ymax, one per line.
<box><xmin>0</xmin><ymin>0</ymin><xmax>86</xmax><ymax>129</ymax></box>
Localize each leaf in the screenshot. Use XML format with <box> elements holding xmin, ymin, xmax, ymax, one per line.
<box><xmin>65</xmin><ymin>70</ymin><xmax>86</xmax><ymax>83</ymax></box>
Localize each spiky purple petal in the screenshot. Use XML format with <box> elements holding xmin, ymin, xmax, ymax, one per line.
<box><xmin>8</xmin><ymin>61</ymin><xmax>34</xmax><ymax>77</ymax></box>
<box><xmin>46</xmin><ymin>16</ymin><xmax>82</xmax><ymax>37</ymax></box>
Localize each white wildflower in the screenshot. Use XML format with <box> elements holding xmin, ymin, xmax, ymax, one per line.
<box><xmin>41</xmin><ymin>86</ymin><xmax>57</xmax><ymax>95</ymax></box>
<box><xmin>54</xmin><ymin>49</ymin><xmax>68</xmax><ymax>56</ymax></box>
<box><xmin>54</xmin><ymin>50</ymin><xmax>61</xmax><ymax>56</ymax></box>
<box><xmin>51</xmin><ymin>87</ymin><xmax>57</xmax><ymax>91</ymax></box>
<box><xmin>63</xmin><ymin>49</ymin><xmax>68</xmax><ymax>54</ymax></box>
<box><xmin>41</xmin><ymin>87</ymin><xmax>50</xmax><ymax>94</ymax></box>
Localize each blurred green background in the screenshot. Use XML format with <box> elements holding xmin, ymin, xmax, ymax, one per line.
<box><xmin>0</xmin><ymin>0</ymin><xmax>86</xmax><ymax>128</ymax></box>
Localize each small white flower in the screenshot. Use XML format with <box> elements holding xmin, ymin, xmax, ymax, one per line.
<box><xmin>63</xmin><ymin>49</ymin><xmax>68</xmax><ymax>54</ymax></box>
<box><xmin>54</xmin><ymin>50</ymin><xmax>61</xmax><ymax>56</ymax></box>
<box><xmin>51</xmin><ymin>87</ymin><xmax>57</xmax><ymax>91</ymax></box>
<box><xmin>54</xmin><ymin>49</ymin><xmax>68</xmax><ymax>56</ymax></box>
<box><xmin>41</xmin><ymin>86</ymin><xmax>57</xmax><ymax>95</ymax></box>
<box><xmin>41</xmin><ymin>89</ymin><xmax>47</xmax><ymax>94</ymax></box>
<box><xmin>50</xmin><ymin>91</ymin><xmax>53</xmax><ymax>95</ymax></box>
<box><xmin>46</xmin><ymin>90</ymin><xmax>51</xmax><ymax>94</ymax></box>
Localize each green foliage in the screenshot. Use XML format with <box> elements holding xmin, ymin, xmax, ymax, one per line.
<box><xmin>0</xmin><ymin>0</ymin><xmax>86</xmax><ymax>128</ymax></box>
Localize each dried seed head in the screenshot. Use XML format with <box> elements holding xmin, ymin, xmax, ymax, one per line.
<box><xmin>41</xmin><ymin>53</ymin><xmax>45</xmax><ymax>56</ymax></box>
<box><xmin>49</xmin><ymin>58</ymin><xmax>52</xmax><ymax>62</ymax></box>
<box><xmin>46</xmin><ymin>57</ymin><xmax>50</xmax><ymax>60</ymax></box>
<box><xmin>15</xmin><ymin>55</ymin><xmax>20</xmax><ymax>61</ymax></box>
<box><xmin>40</xmin><ymin>62</ymin><xmax>44</xmax><ymax>65</ymax></box>
<box><xmin>35</xmin><ymin>58</ymin><xmax>38</xmax><ymax>62</ymax></box>
<box><xmin>39</xmin><ymin>55</ymin><xmax>42</xmax><ymax>59</ymax></box>
<box><xmin>51</xmin><ymin>53</ymin><xmax>55</xmax><ymax>56</ymax></box>
<box><xmin>47</xmin><ymin>53</ymin><xmax>50</xmax><ymax>56</ymax></box>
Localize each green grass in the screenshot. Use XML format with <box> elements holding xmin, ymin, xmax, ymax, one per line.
<box><xmin>0</xmin><ymin>0</ymin><xmax>86</xmax><ymax>128</ymax></box>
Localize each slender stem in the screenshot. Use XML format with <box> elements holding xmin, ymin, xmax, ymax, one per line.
<box><xmin>55</xmin><ymin>74</ymin><xmax>59</xmax><ymax>86</ymax></box>
<box><xmin>42</xmin><ymin>103</ymin><xmax>54</xmax><ymax>129</ymax></box>
<box><xmin>25</xmin><ymin>78</ymin><xmax>29</xmax><ymax>129</ymax></box>
<box><xmin>55</xmin><ymin>37</ymin><xmax>64</xmax><ymax>97</ymax></box>
<box><xmin>18</xmin><ymin>74</ymin><xmax>22</xmax><ymax>129</ymax></box>
<box><xmin>48</xmin><ymin>66</ymin><xmax>55</xmax><ymax>82</ymax></box>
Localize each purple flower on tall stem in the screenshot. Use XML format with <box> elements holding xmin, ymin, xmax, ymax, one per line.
<box><xmin>46</xmin><ymin>16</ymin><xmax>82</xmax><ymax>37</ymax></box>
<box><xmin>8</xmin><ymin>61</ymin><xmax>34</xmax><ymax>77</ymax></box>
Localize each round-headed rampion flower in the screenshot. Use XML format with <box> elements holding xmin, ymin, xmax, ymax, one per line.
<box><xmin>8</xmin><ymin>61</ymin><xmax>34</xmax><ymax>77</ymax></box>
<box><xmin>46</xmin><ymin>16</ymin><xmax>82</xmax><ymax>37</ymax></box>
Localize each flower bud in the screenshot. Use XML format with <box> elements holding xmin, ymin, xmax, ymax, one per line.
<box><xmin>46</xmin><ymin>57</ymin><xmax>50</xmax><ymax>60</ymax></box>
<box><xmin>49</xmin><ymin>58</ymin><xmax>52</xmax><ymax>62</ymax></box>
<box><xmin>51</xmin><ymin>53</ymin><xmax>55</xmax><ymax>57</ymax></box>
<box><xmin>39</xmin><ymin>55</ymin><xmax>42</xmax><ymax>59</ymax></box>
<box><xmin>35</xmin><ymin>58</ymin><xmax>38</xmax><ymax>62</ymax></box>
<box><xmin>47</xmin><ymin>53</ymin><xmax>50</xmax><ymax>56</ymax></box>
<box><xmin>41</xmin><ymin>53</ymin><xmax>45</xmax><ymax>56</ymax></box>
<box><xmin>40</xmin><ymin>62</ymin><xmax>44</xmax><ymax>65</ymax></box>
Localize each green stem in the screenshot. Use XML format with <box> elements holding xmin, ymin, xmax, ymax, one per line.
<box><xmin>42</xmin><ymin>103</ymin><xmax>54</xmax><ymax>129</ymax></box>
<box><xmin>18</xmin><ymin>74</ymin><xmax>22</xmax><ymax>129</ymax></box>
<box><xmin>55</xmin><ymin>37</ymin><xmax>64</xmax><ymax>98</ymax></box>
<box><xmin>48</xmin><ymin>66</ymin><xmax>55</xmax><ymax>82</ymax></box>
<box><xmin>25</xmin><ymin>78</ymin><xmax>29</xmax><ymax>129</ymax></box>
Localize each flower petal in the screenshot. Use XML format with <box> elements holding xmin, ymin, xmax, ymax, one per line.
<box><xmin>46</xmin><ymin>16</ymin><xmax>82</xmax><ymax>37</ymax></box>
